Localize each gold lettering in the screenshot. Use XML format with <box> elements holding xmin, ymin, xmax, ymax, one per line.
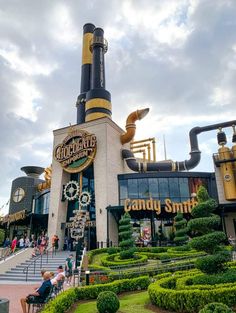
<box><xmin>165</xmin><ymin>198</ymin><xmax>172</xmax><ymax>213</ymax></box>
<box><xmin>146</xmin><ymin>198</ymin><xmax>153</xmax><ymax>210</ymax></box>
<box><xmin>132</xmin><ymin>200</ymin><xmax>139</xmax><ymax>210</ymax></box>
<box><xmin>172</xmin><ymin>202</ymin><xmax>183</xmax><ymax>213</ymax></box>
<box><xmin>153</xmin><ymin>200</ymin><xmax>161</xmax><ymax>215</ymax></box>
<box><xmin>124</xmin><ymin>199</ymin><xmax>131</xmax><ymax>212</ymax></box>
<box><xmin>138</xmin><ymin>199</ymin><xmax>146</xmax><ymax>210</ymax></box>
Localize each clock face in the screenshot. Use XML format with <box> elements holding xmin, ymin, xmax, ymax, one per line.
<box><xmin>13</xmin><ymin>187</ymin><xmax>25</xmax><ymax>203</ymax></box>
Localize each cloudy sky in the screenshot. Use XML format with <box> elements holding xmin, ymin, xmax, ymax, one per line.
<box><xmin>0</xmin><ymin>0</ymin><xmax>236</xmax><ymax>214</ymax></box>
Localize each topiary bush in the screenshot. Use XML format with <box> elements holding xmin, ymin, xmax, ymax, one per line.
<box><xmin>97</xmin><ymin>291</ymin><xmax>120</xmax><ymax>313</ymax></box>
<box><xmin>188</xmin><ymin>186</ymin><xmax>230</xmax><ymax>274</ymax></box>
<box><xmin>173</xmin><ymin>212</ymin><xmax>188</xmax><ymax>245</ymax></box>
<box><xmin>198</xmin><ymin>302</ymin><xmax>233</xmax><ymax>313</ymax></box>
<box><xmin>118</xmin><ymin>212</ymin><xmax>136</xmax><ymax>259</ymax></box>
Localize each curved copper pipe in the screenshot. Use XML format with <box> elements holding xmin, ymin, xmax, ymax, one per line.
<box><xmin>120</xmin><ymin>108</ymin><xmax>149</xmax><ymax>145</ymax></box>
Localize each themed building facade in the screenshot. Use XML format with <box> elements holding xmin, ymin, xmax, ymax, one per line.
<box><xmin>3</xmin><ymin>24</ymin><xmax>236</xmax><ymax>248</ymax></box>
<box><xmin>3</xmin><ymin>166</ymin><xmax>51</xmax><ymax>239</ymax></box>
<box><xmin>46</xmin><ymin>23</ymin><xmax>236</xmax><ymax>249</ymax></box>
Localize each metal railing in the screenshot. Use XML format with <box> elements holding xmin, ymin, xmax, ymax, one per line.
<box><xmin>23</xmin><ymin>246</ymin><xmax>57</xmax><ymax>281</ymax></box>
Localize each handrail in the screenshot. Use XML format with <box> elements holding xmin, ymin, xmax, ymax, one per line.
<box><xmin>23</xmin><ymin>245</ymin><xmax>57</xmax><ymax>282</ymax></box>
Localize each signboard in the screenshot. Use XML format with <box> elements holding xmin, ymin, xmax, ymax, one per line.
<box><xmin>54</xmin><ymin>128</ymin><xmax>97</xmax><ymax>173</ymax></box>
<box><xmin>124</xmin><ymin>198</ymin><xmax>198</xmax><ymax>216</ymax></box>
<box><xmin>2</xmin><ymin>209</ymin><xmax>26</xmax><ymax>225</ymax></box>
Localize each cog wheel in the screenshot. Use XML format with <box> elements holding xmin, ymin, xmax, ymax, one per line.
<box><xmin>64</xmin><ymin>181</ymin><xmax>80</xmax><ymax>201</ymax></box>
<box><xmin>79</xmin><ymin>191</ymin><xmax>92</xmax><ymax>206</ymax></box>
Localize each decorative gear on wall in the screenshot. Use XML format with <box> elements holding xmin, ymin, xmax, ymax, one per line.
<box><xmin>63</xmin><ymin>181</ymin><xmax>80</xmax><ymax>201</ymax></box>
<box><xmin>79</xmin><ymin>191</ymin><xmax>92</xmax><ymax>206</ymax></box>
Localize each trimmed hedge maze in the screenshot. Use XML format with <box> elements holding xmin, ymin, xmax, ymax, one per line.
<box><xmin>148</xmin><ymin>267</ymin><xmax>236</xmax><ymax>312</ymax></box>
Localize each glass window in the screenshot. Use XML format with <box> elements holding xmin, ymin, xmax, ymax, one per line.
<box><xmin>179</xmin><ymin>178</ymin><xmax>190</xmax><ymax>198</ymax></box>
<box><xmin>128</xmin><ymin>179</ymin><xmax>138</xmax><ymax>198</ymax></box>
<box><xmin>159</xmin><ymin>178</ymin><xmax>169</xmax><ymax>198</ymax></box>
<box><xmin>120</xmin><ymin>180</ymin><xmax>128</xmax><ymax>199</ymax></box>
<box><xmin>168</xmin><ymin>178</ymin><xmax>180</xmax><ymax>198</ymax></box>
<box><xmin>148</xmin><ymin>178</ymin><xmax>159</xmax><ymax>197</ymax></box>
<box><xmin>138</xmin><ymin>179</ymin><xmax>149</xmax><ymax>198</ymax></box>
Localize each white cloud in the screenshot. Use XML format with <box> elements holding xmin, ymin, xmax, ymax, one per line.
<box><xmin>49</xmin><ymin>4</ymin><xmax>80</xmax><ymax>46</ymax></box>
<box><xmin>0</xmin><ymin>42</ymin><xmax>58</xmax><ymax>76</ymax></box>
<box><xmin>13</xmin><ymin>80</ymin><xmax>42</xmax><ymax>121</ymax></box>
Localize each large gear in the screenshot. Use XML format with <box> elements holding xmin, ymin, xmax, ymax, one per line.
<box><xmin>79</xmin><ymin>191</ymin><xmax>92</xmax><ymax>206</ymax></box>
<box><xmin>63</xmin><ymin>181</ymin><xmax>80</xmax><ymax>201</ymax></box>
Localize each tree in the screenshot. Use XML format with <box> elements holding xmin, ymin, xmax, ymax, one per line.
<box><xmin>188</xmin><ymin>186</ymin><xmax>230</xmax><ymax>274</ymax></box>
<box><xmin>119</xmin><ymin>212</ymin><xmax>136</xmax><ymax>259</ymax></box>
<box><xmin>173</xmin><ymin>212</ymin><xmax>188</xmax><ymax>245</ymax></box>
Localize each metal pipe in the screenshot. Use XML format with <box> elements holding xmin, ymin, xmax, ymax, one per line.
<box><xmin>122</xmin><ymin>120</ymin><xmax>236</xmax><ymax>172</ymax></box>
<box><xmin>85</xmin><ymin>27</ymin><xmax>112</xmax><ymax>122</ymax></box>
<box><xmin>120</xmin><ymin>108</ymin><xmax>149</xmax><ymax>145</ymax></box>
<box><xmin>76</xmin><ymin>23</ymin><xmax>95</xmax><ymax>124</ymax></box>
<box><xmin>130</xmin><ymin>137</ymin><xmax>155</xmax><ymax>145</ymax></box>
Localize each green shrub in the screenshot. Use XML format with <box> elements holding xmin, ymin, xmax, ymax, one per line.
<box><xmin>101</xmin><ymin>253</ymin><xmax>148</xmax><ymax>267</ymax></box>
<box><xmin>148</xmin><ymin>268</ymin><xmax>236</xmax><ymax>313</ymax></box>
<box><xmin>118</xmin><ymin>212</ymin><xmax>136</xmax><ymax>259</ymax></box>
<box><xmin>195</xmin><ymin>252</ymin><xmax>230</xmax><ymax>274</ymax></box>
<box><xmin>188</xmin><ymin>186</ymin><xmax>228</xmax><ymax>274</ymax></box>
<box><xmin>97</xmin><ymin>291</ymin><xmax>120</xmax><ymax>313</ymax></box>
<box><xmin>42</xmin><ymin>276</ymin><xmax>150</xmax><ymax>313</ymax></box>
<box><xmin>199</xmin><ymin>302</ymin><xmax>233</xmax><ymax>313</ymax></box>
<box><xmin>191</xmin><ymin>268</ymin><xmax>236</xmax><ymax>285</ymax></box>
<box><xmin>107</xmin><ymin>247</ymin><xmax>120</xmax><ymax>255</ymax></box>
<box><xmin>174</xmin><ymin>212</ymin><xmax>188</xmax><ymax>245</ymax></box>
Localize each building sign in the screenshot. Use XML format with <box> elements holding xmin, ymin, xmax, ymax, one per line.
<box><xmin>124</xmin><ymin>198</ymin><xmax>198</xmax><ymax>215</ymax></box>
<box><xmin>2</xmin><ymin>209</ymin><xmax>26</xmax><ymax>225</ymax></box>
<box><xmin>54</xmin><ymin>128</ymin><xmax>97</xmax><ymax>173</ymax></box>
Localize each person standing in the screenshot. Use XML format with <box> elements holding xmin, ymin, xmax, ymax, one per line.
<box><xmin>65</xmin><ymin>254</ymin><xmax>74</xmax><ymax>286</ymax></box>
<box><xmin>54</xmin><ymin>235</ymin><xmax>59</xmax><ymax>250</ymax></box>
<box><xmin>19</xmin><ymin>237</ymin><xmax>25</xmax><ymax>249</ymax></box>
<box><xmin>11</xmin><ymin>237</ymin><xmax>17</xmax><ymax>253</ymax></box>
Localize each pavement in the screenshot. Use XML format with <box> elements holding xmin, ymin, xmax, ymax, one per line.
<box><xmin>0</xmin><ymin>283</ymin><xmax>38</xmax><ymax>313</ymax></box>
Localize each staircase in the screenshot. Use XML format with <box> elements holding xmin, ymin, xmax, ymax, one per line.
<box><xmin>0</xmin><ymin>250</ymin><xmax>72</xmax><ymax>283</ymax></box>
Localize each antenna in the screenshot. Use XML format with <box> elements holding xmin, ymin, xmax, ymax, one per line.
<box><xmin>163</xmin><ymin>135</ymin><xmax>167</xmax><ymax>160</ymax></box>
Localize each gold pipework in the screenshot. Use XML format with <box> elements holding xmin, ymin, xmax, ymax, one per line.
<box><xmin>120</xmin><ymin>108</ymin><xmax>149</xmax><ymax>145</ymax></box>
<box><xmin>131</xmin><ymin>137</ymin><xmax>156</xmax><ymax>162</ymax></box>
<box><xmin>131</xmin><ymin>143</ymin><xmax>151</xmax><ymax>161</ymax></box>
<box><xmin>132</xmin><ymin>148</ymin><xmax>146</xmax><ymax>162</ymax></box>
<box><xmin>37</xmin><ymin>166</ymin><xmax>52</xmax><ymax>192</ymax></box>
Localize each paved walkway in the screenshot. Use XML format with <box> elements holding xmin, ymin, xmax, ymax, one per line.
<box><xmin>0</xmin><ymin>283</ymin><xmax>38</xmax><ymax>313</ymax></box>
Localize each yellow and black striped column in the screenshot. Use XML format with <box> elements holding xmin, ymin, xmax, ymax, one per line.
<box><xmin>85</xmin><ymin>27</ymin><xmax>112</xmax><ymax>122</ymax></box>
<box><xmin>76</xmin><ymin>23</ymin><xmax>95</xmax><ymax>124</ymax></box>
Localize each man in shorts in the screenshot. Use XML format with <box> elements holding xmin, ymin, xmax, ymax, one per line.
<box><xmin>65</xmin><ymin>254</ymin><xmax>74</xmax><ymax>286</ymax></box>
<box><xmin>20</xmin><ymin>272</ymin><xmax>52</xmax><ymax>313</ymax></box>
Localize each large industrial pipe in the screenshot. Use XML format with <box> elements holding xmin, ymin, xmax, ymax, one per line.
<box><xmin>122</xmin><ymin>120</ymin><xmax>236</xmax><ymax>172</ymax></box>
<box><xmin>85</xmin><ymin>27</ymin><xmax>112</xmax><ymax>122</ymax></box>
<box><xmin>76</xmin><ymin>23</ymin><xmax>95</xmax><ymax>124</ymax></box>
<box><xmin>120</xmin><ymin>108</ymin><xmax>149</xmax><ymax>144</ymax></box>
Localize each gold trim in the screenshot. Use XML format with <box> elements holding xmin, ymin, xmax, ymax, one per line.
<box><xmin>85</xmin><ymin>98</ymin><xmax>112</xmax><ymax>111</ymax></box>
<box><xmin>85</xmin><ymin>112</ymin><xmax>110</xmax><ymax>122</ymax></box>
<box><xmin>82</xmin><ymin>33</ymin><xmax>93</xmax><ymax>65</ymax></box>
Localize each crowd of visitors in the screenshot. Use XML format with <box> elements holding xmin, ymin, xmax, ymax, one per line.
<box><xmin>20</xmin><ymin>255</ymin><xmax>75</xmax><ymax>313</ymax></box>
<box><xmin>2</xmin><ymin>232</ymin><xmax>61</xmax><ymax>256</ymax></box>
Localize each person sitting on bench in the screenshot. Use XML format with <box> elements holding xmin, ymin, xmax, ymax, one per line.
<box><xmin>20</xmin><ymin>271</ymin><xmax>52</xmax><ymax>313</ymax></box>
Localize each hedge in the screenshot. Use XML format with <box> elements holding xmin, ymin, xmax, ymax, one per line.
<box><xmin>101</xmin><ymin>253</ymin><xmax>148</xmax><ymax>267</ymax></box>
<box><xmin>41</xmin><ymin>276</ymin><xmax>150</xmax><ymax>313</ymax></box>
<box><xmin>148</xmin><ymin>269</ymin><xmax>236</xmax><ymax>312</ymax></box>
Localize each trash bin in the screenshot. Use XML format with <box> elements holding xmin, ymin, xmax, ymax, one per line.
<box><xmin>0</xmin><ymin>298</ymin><xmax>9</xmax><ymax>313</ymax></box>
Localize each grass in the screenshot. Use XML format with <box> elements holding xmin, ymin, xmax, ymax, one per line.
<box><xmin>74</xmin><ymin>291</ymin><xmax>152</xmax><ymax>313</ymax></box>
